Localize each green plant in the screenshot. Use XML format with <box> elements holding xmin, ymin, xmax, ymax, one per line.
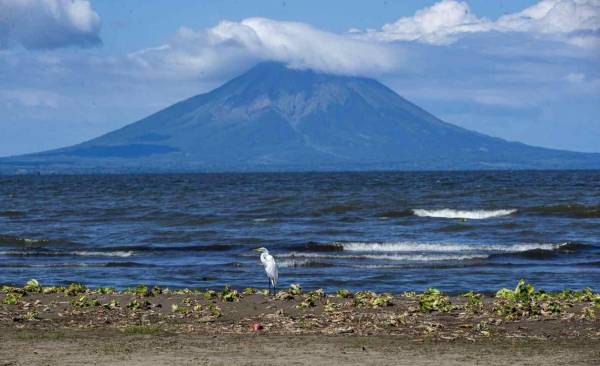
<box><xmin>370</xmin><ymin>293</ymin><xmax>393</xmax><ymax>307</ymax></box>
<box><xmin>24</xmin><ymin>279</ymin><xmax>41</xmax><ymax>293</ymax></box>
<box><xmin>243</xmin><ymin>287</ymin><xmax>257</xmax><ymax>295</ymax></box>
<box><xmin>24</xmin><ymin>309</ymin><xmax>40</xmax><ymax>321</ymax></box>
<box><xmin>70</xmin><ymin>295</ymin><xmax>100</xmax><ymax>308</ymax></box>
<box><xmin>2</xmin><ymin>292</ymin><xmax>22</xmax><ymax>305</ymax></box>
<box><xmin>297</xmin><ymin>297</ymin><xmax>316</xmax><ymax>308</ymax></box>
<box><xmin>493</xmin><ymin>280</ymin><xmax>550</xmax><ymax>319</ymax></box>
<box><xmin>336</xmin><ymin>289</ymin><xmax>353</xmax><ymax>298</ymax></box>
<box><xmin>103</xmin><ymin>299</ymin><xmax>120</xmax><ymax>310</ymax></box>
<box><xmin>324</xmin><ymin>300</ymin><xmax>338</xmax><ymax>312</ymax></box>
<box><xmin>463</xmin><ymin>291</ymin><xmax>484</xmax><ymax>313</ymax></box>
<box><xmin>220</xmin><ymin>286</ymin><xmax>239</xmax><ymax>302</ymax></box>
<box><xmin>65</xmin><ymin>283</ymin><xmax>87</xmax><ymax>296</ymax></box>
<box><xmin>95</xmin><ymin>287</ymin><xmax>116</xmax><ymax>295</ymax></box>
<box><xmin>418</xmin><ymin>288</ymin><xmax>454</xmax><ymax>313</ymax></box>
<box><xmin>208</xmin><ymin>304</ymin><xmax>221</xmax><ymax>317</ymax></box>
<box><xmin>127</xmin><ymin>299</ymin><xmax>151</xmax><ymax>310</ymax></box>
<box><xmin>288</xmin><ymin>283</ymin><xmax>302</xmax><ymax>296</ymax></box>
<box><xmin>203</xmin><ymin>290</ymin><xmax>217</xmax><ymax>300</ymax></box>
<box><xmin>42</xmin><ymin>286</ymin><xmax>65</xmax><ymax>294</ymax></box>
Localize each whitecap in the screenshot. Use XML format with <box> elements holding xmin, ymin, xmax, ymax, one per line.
<box><xmin>413</xmin><ymin>208</ymin><xmax>517</xmax><ymax>219</ymax></box>
<box><xmin>339</xmin><ymin>241</ymin><xmax>559</xmax><ymax>253</ymax></box>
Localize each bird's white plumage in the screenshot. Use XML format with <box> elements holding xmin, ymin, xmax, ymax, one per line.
<box><xmin>260</xmin><ymin>251</ymin><xmax>278</xmax><ymax>287</ymax></box>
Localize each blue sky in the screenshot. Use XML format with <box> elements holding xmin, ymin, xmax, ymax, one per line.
<box><xmin>1</xmin><ymin>0</ymin><xmax>599</xmax><ymax>157</ymax></box>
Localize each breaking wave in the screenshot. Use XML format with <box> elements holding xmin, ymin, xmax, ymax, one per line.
<box><xmin>413</xmin><ymin>208</ymin><xmax>517</xmax><ymax>219</ymax></box>
<box><xmin>338</xmin><ymin>241</ymin><xmax>565</xmax><ymax>253</ymax></box>
<box><xmin>277</xmin><ymin>252</ymin><xmax>489</xmax><ymax>262</ymax></box>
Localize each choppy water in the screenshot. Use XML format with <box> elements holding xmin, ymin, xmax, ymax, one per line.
<box><xmin>0</xmin><ymin>171</ymin><xmax>599</xmax><ymax>293</ymax></box>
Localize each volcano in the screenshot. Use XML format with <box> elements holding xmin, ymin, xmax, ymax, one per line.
<box><xmin>2</xmin><ymin>62</ymin><xmax>599</xmax><ymax>173</ymax></box>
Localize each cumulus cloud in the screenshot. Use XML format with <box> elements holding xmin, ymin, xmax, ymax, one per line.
<box><xmin>358</xmin><ymin>0</ymin><xmax>492</xmax><ymax>45</ymax></box>
<box><xmin>0</xmin><ymin>0</ymin><xmax>101</xmax><ymax>49</ymax></box>
<box><xmin>126</xmin><ymin>17</ymin><xmax>399</xmax><ymax>79</ymax></box>
<box><xmin>357</xmin><ymin>0</ymin><xmax>600</xmax><ymax>47</ymax></box>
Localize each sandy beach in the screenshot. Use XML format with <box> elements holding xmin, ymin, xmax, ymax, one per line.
<box><xmin>1</xmin><ymin>281</ymin><xmax>599</xmax><ymax>365</ymax></box>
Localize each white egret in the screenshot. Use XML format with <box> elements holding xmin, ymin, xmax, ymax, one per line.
<box><xmin>254</xmin><ymin>247</ymin><xmax>278</xmax><ymax>295</ymax></box>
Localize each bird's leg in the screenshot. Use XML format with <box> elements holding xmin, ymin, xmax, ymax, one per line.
<box><xmin>268</xmin><ymin>279</ymin><xmax>271</xmax><ymax>296</ymax></box>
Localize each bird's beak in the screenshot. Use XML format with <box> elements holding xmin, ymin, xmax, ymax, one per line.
<box><xmin>253</xmin><ymin>248</ymin><xmax>261</xmax><ymax>252</ymax></box>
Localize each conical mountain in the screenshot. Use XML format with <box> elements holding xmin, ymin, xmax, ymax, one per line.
<box><xmin>2</xmin><ymin>62</ymin><xmax>599</xmax><ymax>172</ymax></box>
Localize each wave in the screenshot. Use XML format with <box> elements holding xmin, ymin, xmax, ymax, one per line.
<box><xmin>413</xmin><ymin>208</ymin><xmax>517</xmax><ymax>219</ymax></box>
<box><xmin>277</xmin><ymin>252</ymin><xmax>489</xmax><ymax>262</ymax></box>
<box><xmin>70</xmin><ymin>251</ymin><xmax>133</xmax><ymax>258</ymax></box>
<box><xmin>338</xmin><ymin>241</ymin><xmax>567</xmax><ymax>253</ymax></box>
<box><xmin>525</xmin><ymin>204</ymin><xmax>600</xmax><ymax>218</ymax></box>
<box><xmin>490</xmin><ymin>242</ymin><xmax>593</xmax><ymax>260</ymax></box>
<box><xmin>278</xmin><ymin>259</ymin><xmax>334</xmax><ymax>268</ymax></box>
<box><xmin>0</xmin><ymin>261</ymin><xmax>154</xmax><ymax>268</ymax></box>
<box><xmin>109</xmin><ymin>244</ymin><xmax>240</xmax><ymax>253</ymax></box>
<box><xmin>0</xmin><ymin>235</ymin><xmax>50</xmax><ymax>245</ymax></box>
<box><xmin>0</xmin><ymin>250</ymin><xmax>133</xmax><ymax>258</ymax></box>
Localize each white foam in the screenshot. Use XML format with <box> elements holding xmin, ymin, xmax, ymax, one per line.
<box><xmin>277</xmin><ymin>252</ymin><xmax>489</xmax><ymax>262</ymax></box>
<box><xmin>278</xmin><ymin>259</ymin><xmax>314</xmax><ymax>268</ymax></box>
<box><xmin>70</xmin><ymin>251</ymin><xmax>134</xmax><ymax>258</ymax></box>
<box><xmin>340</xmin><ymin>241</ymin><xmax>559</xmax><ymax>253</ymax></box>
<box><xmin>413</xmin><ymin>208</ymin><xmax>517</xmax><ymax>219</ymax></box>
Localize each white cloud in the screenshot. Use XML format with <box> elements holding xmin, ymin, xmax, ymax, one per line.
<box><xmin>126</xmin><ymin>17</ymin><xmax>399</xmax><ymax>79</ymax></box>
<box><xmin>358</xmin><ymin>0</ymin><xmax>492</xmax><ymax>45</ymax></box>
<box><xmin>356</xmin><ymin>0</ymin><xmax>600</xmax><ymax>48</ymax></box>
<box><xmin>0</xmin><ymin>0</ymin><xmax>101</xmax><ymax>49</ymax></box>
<box><xmin>496</xmin><ymin>0</ymin><xmax>600</xmax><ymax>34</ymax></box>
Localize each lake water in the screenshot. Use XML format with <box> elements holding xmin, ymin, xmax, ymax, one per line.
<box><xmin>1</xmin><ymin>171</ymin><xmax>599</xmax><ymax>293</ymax></box>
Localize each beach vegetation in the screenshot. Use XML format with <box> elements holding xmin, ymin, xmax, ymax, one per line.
<box><xmin>208</xmin><ymin>304</ymin><xmax>222</xmax><ymax>317</ymax></box>
<box><xmin>220</xmin><ymin>286</ymin><xmax>239</xmax><ymax>302</ymax></box>
<box><xmin>24</xmin><ymin>309</ymin><xmax>40</xmax><ymax>320</ymax></box>
<box><xmin>288</xmin><ymin>283</ymin><xmax>302</xmax><ymax>296</ymax></box>
<box><xmin>42</xmin><ymin>286</ymin><xmax>65</xmax><ymax>294</ymax></box>
<box><xmin>275</xmin><ymin>290</ymin><xmax>294</xmax><ymax>300</ymax></box>
<box><xmin>336</xmin><ymin>289</ymin><xmax>353</xmax><ymax>298</ymax></box>
<box><xmin>324</xmin><ymin>299</ymin><xmax>339</xmax><ymax>312</ymax></box>
<box><xmin>70</xmin><ymin>295</ymin><xmax>100</xmax><ymax>308</ymax></box>
<box><xmin>243</xmin><ymin>287</ymin><xmax>257</xmax><ymax>295</ymax></box>
<box><xmin>493</xmin><ymin>279</ymin><xmax>568</xmax><ymax>318</ymax></box>
<box><xmin>65</xmin><ymin>283</ymin><xmax>87</xmax><ymax>296</ymax></box>
<box><xmin>297</xmin><ymin>297</ymin><xmax>316</xmax><ymax>308</ymax></box>
<box><xmin>463</xmin><ymin>291</ymin><xmax>484</xmax><ymax>313</ymax></box>
<box><xmin>127</xmin><ymin>299</ymin><xmax>151</xmax><ymax>310</ymax></box>
<box><xmin>124</xmin><ymin>284</ymin><xmax>152</xmax><ymax>297</ymax></box>
<box><xmin>203</xmin><ymin>290</ymin><xmax>217</xmax><ymax>300</ymax></box>
<box><xmin>103</xmin><ymin>299</ymin><xmax>120</xmax><ymax>310</ymax></box>
<box><xmin>95</xmin><ymin>287</ymin><xmax>116</xmax><ymax>295</ymax></box>
<box><xmin>370</xmin><ymin>293</ymin><xmax>394</xmax><ymax>307</ymax></box>
<box><xmin>474</xmin><ymin>321</ymin><xmax>490</xmax><ymax>337</ymax></box>
<box><xmin>24</xmin><ymin>279</ymin><xmax>41</xmax><ymax>293</ymax></box>
<box><xmin>2</xmin><ymin>292</ymin><xmax>22</xmax><ymax>305</ymax></box>
<box><xmin>418</xmin><ymin>288</ymin><xmax>454</xmax><ymax>313</ymax></box>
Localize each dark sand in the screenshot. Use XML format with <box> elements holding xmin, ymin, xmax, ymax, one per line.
<box><xmin>1</xmin><ymin>286</ymin><xmax>599</xmax><ymax>365</ymax></box>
